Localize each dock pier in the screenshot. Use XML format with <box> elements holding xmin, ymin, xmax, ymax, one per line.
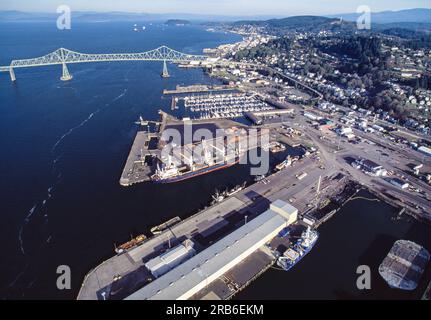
<box><xmin>163</xmin><ymin>84</ymin><xmax>236</xmax><ymax>95</ymax></box>
<box><xmin>119</xmin><ymin>131</ymin><xmax>160</xmax><ymax>186</ymax></box>
<box><xmin>79</xmin><ymin>147</ymin><xmax>347</xmax><ymax>300</ymax></box>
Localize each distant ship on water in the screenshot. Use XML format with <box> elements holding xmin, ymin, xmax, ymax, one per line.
<box><xmin>133</xmin><ymin>24</ymin><xmax>146</xmax><ymax>32</ymax></box>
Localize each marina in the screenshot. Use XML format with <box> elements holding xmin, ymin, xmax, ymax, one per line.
<box><xmin>183</xmin><ymin>92</ymin><xmax>273</xmax><ymax>119</ymax></box>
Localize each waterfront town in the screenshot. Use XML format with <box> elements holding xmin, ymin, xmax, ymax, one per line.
<box><xmin>76</xmin><ymin>15</ymin><xmax>431</xmax><ymax>300</ymax></box>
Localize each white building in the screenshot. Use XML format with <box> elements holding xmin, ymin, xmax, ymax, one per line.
<box><xmin>336</xmin><ymin>126</ymin><xmax>353</xmax><ymax>136</ymax></box>
<box><xmin>358</xmin><ymin>159</ymin><xmax>387</xmax><ymax>176</ymax></box>
<box><xmin>126</xmin><ymin>200</ymin><xmax>298</xmax><ymax>300</ymax></box>
<box><xmin>390</xmin><ymin>178</ymin><xmax>409</xmax><ymax>189</ymax></box>
<box><xmin>340</xmin><ymin>116</ymin><xmax>355</xmax><ymax>125</ymax></box>
<box><xmin>418</xmin><ymin>146</ymin><xmax>431</xmax><ymax>157</ymax></box>
<box><xmin>371</xmin><ymin>124</ymin><xmax>385</xmax><ymax>132</ymax></box>
<box><xmin>358</xmin><ymin>108</ymin><xmax>371</xmax><ymax>116</ymax></box>
<box><xmin>304</xmin><ymin>111</ymin><xmax>322</xmax><ymax>121</ymax></box>
<box><xmin>145</xmin><ymin>240</ymin><xmax>196</xmax><ymax>278</ymax></box>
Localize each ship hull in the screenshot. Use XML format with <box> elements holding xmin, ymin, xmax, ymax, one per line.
<box><xmin>152</xmin><ymin>158</ymin><xmax>239</xmax><ymax>184</ymax></box>
<box><xmin>277</xmin><ymin>233</ymin><xmax>319</xmax><ymax>271</ymax></box>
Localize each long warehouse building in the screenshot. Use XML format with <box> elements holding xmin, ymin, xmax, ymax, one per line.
<box><xmin>126</xmin><ymin>200</ymin><xmax>298</xmax><ymax>300</ymax></box>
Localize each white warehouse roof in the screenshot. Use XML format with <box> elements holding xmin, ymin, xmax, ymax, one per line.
<box><xmin>418</xmin><ymin>146</ymin><xmax>431</xmax><ymax>157</ymax></box>
<box><xmin>270</xmin><ymin>199</ymin><xmax>298</xmax><ymax>221</ymax></box>
<box><xmin>126</xmin><ymin>201</ymin><xmax>296</xmax><ymax>300</ymax></box>
<box><xmin>145</xmin><ymin>240</ymin><xmax>195</xmax><ymax>278</ymax></box>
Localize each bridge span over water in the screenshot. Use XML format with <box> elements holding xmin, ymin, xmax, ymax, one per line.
<box><xmin>0</xmin><ymin>46</ymin><xmax>208</xmax><ymax>81</ymax></box>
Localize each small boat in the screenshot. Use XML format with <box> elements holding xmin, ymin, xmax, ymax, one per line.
<box><xmin>211</xmin><ymin>190</ymin><xmax>225</xmax><ymax>205</ymax></box>
<box><xmin>150</xmin><ymin>216</ymin><xmax>181</xmax><ymax>235</ymax></box>
<box><xmin>254</xmin><ymin>174</ymin><xmax>266</xmax><ymax>182</ymax></box>
<box><xmin>270</xmin><ymin>142</ymin><xmax>287</xmax><ymax>153</ymax></box>
<box><xmin>115</xmin><ymin>234</ymin><xmax>147</xmax><ymax>254</ymax></box>
<box><xmin>135</xmin><ymin>116</ymin><xmax>149</xmax><ymax>126</ymax></box>
<box><xmin>225</xmin><ymin>182</ymin><xmax>246</xmax><ymax>197</ymax></box>
<box><xmin>276</xmin><ymin>156</ymin><xmax>292</xmax><ymax>171</ymax></box>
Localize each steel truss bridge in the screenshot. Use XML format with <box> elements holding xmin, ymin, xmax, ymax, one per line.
<box><xmin>0</xmin><ymin>46</ymin><xmax>208</xmax><ymax>81</ymax></box>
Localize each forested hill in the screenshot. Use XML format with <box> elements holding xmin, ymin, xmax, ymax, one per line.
<box><xmin>233</xmin><ymin>15</ymin><xmax>356</xmax><ymax>32</ymax></box>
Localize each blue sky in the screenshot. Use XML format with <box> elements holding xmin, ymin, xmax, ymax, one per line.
<box><xmin>1</xmin><ymin>0</ymin><xmax>431</xmax><ymax>16</ymax></box>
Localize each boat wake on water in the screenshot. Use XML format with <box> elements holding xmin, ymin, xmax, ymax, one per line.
<box><xmin>51</xmin><ymin>89</ymin><xmax>127</xmax><ymax>153</ymax></box>
<box><xmin>18</xmin><ymin>205</ymin><xmax>37</xmax><ymax>255</ymax></box>
<box><xmin>51</xmin><ymin>109</ymin><xmax>100</xmax><ymax>153</ymax></box>
<box><xmin>13</xmin><ymin>89</ymin><xmax>129</xmax><ymax>290</ymax></box>
<box><xmin>8</xmin><ymin>262</ymin><xmax>30</xmax><ymax>288</ymax></box>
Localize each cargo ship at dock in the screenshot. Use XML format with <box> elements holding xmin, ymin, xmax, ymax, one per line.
<box><xmin>276</xmin><ymin>226</ymin><xmax>319</xmax><ymax>271</ymax></box>
<box><xmin>120</xmin><ymin>111</ymin><xmax>268</xmax><ymax>186</ymax></box>
<box><xmin>151</xmin><ymin>126</ymin><xmax>264</xmax><ymax>183</ymax></box>
<box><xmin>152</xmin><ymin>157</ymin><xmax>240</xmax><ymax>183</ymax></box>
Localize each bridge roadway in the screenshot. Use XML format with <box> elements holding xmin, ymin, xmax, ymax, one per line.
<box><xmin>0</xmin><ymin>46</ymin><xmax>208</xmax><ymax>81</ymax></box>
<box><xmin>77</xmin><ymin>155</ymin><xmax>330</xmax><ymax>300</ymax></box>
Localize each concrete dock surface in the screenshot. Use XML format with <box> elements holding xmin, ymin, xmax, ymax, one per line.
<box><xmin>78</xmin><ymin>154</ymin><xmax>329</xmax><ymax>300</ymax></box>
